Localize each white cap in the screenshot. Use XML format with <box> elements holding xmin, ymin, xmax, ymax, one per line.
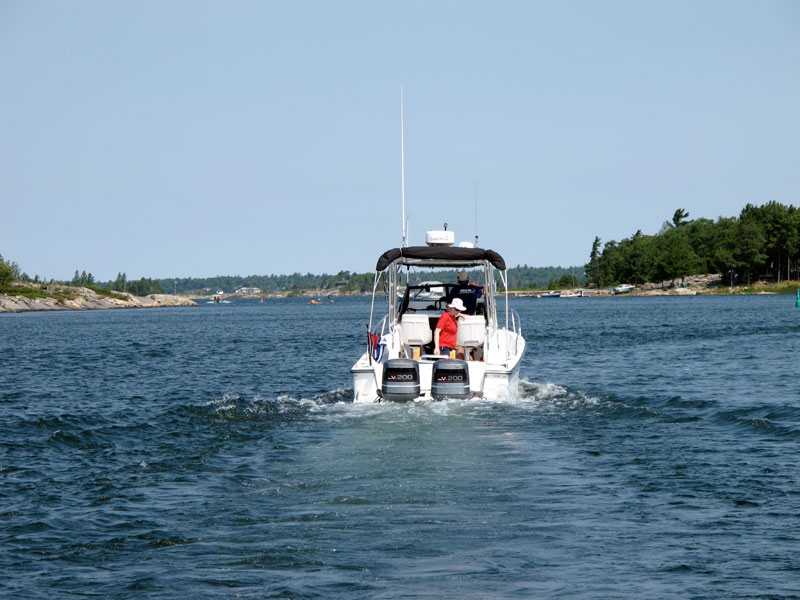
<box><xmin>447</xmin><ymin>298</ymin><xmax>467</xmax><ymax>312</ymax></box>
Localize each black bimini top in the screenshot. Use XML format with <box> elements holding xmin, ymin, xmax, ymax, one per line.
<box><xmin>375</xmin><ymin>246</ymin><xmax>506</xmax><ymax>272</ymax></box>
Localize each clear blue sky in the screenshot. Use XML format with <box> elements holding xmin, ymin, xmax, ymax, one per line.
<box><xmin>2</xmin><ymin>0</ymin><xmax>798</xmax><ymax>281</ymax></box>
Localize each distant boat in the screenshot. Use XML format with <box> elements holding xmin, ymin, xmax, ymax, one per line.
<box><xmin>613</xmin><ymin>284</ymin><xmax>636</xmax><ymax>295</ymax></box>
<box><xmin>539</xmin><ymin>292</ymin><xmax>561</xmax><ymax>298</ymax></box>
<box><xmin>309</xmin><ymin>298</ymin><xmax>321</xmax><ymax>305</ymax></box>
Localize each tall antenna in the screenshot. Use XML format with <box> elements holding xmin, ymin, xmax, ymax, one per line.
<box><xmin>473</xmin><ymin>181</ymin><xmax>479</xmax><ymax>248</ymax></box>
<box><xmin>400</xmin><ymin>86</ymin><xmax>407</xmax><ymax>247</ymax></box>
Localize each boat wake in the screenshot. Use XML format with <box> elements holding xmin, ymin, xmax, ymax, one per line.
<box><xmin>518</xmin><ymin>378</ymin><xmax>600</xmax><ymax>409</ymax></box>
<box><xmin>190</xmin><ymin>389</ymin><xmax>352</xmax><ymax>423</ymax></box>
<box><xmin>182</xmin><ymin>381</ymin><xmax>606</xmax><ymax>427</ymax></box>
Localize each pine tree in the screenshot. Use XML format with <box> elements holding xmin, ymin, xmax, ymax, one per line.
<box><xmin>585</xmin><ymin>236</ymin><xmax>602</xmax><ymax>286</ymax></box>
<box><xmin>672</xmin><ymin>208</ymin><xmax>691</xmax><ymax>227</ymax></box>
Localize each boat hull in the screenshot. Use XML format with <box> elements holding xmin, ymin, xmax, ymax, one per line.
<box><xmin>351</xmin><ymin>347</ymin><xmax>523</xmax><ymax>404</ymax></box>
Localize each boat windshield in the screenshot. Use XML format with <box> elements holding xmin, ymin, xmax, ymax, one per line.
<box><xmin>408</xmin><ymin>281</ymin><xmax>445</xmax><ymax>298</ymax></box>
<box><xmin>398</xmin><ymin>281</ymin><xmax>486</xmax><ymax>318</ymax></box>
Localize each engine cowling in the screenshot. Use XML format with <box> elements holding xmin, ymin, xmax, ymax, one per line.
<box><xmin>381</xmin><ymin>359</ymin><xmax>420</xmax><ymax>402</ymax></box>
<box><xmin>431</xmin><ymin>359</ymin><xmax>470</xmax><ymax>400</ymax></box>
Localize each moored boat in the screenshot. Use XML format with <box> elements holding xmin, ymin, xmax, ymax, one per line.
<box><xmin>613</xmin><ymin>283</ymin><xmax>636</xmax><ymax>295</ymax></box>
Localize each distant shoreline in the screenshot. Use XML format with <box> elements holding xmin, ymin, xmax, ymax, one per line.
<box><xmin>3</xmin><ymin>278</ymin><xmax>796</xmax><ymax>314</ymax></box>
<box><xmin>515</xmin><ymin>274</ymin><xmax>798</xmax><ymax>298</ymax></box>
<box><xmin>189</xmin><ymin>290</ymin><xmax>370</xmax><ymax>301</ymax></box>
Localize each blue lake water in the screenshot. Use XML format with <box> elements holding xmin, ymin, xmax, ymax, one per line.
<box><xmin>1</xmin><ymin>295</ymin><xmax>799</xmax><ymax>599</ymax></box>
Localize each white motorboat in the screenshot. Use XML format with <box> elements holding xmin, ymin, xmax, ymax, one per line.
<box><xmin>351</xmin><ymin>233</ymin><xmax>525</xmax><ymax>403</ymax></box>
<box><xmin>613</xmin><ymin>283</ymin><xmax>636</xmax><ymax>295</ymax></box>
<box><xmin>353</xmin><ymin>90</ymin><xmax>524</xmax><ymax>402</ymax></box>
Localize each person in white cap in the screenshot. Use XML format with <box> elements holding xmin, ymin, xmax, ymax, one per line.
<box><xmin>434</xmin><ymin>297</ymin><xmax>466</xmax><ymax>358</ymax></box>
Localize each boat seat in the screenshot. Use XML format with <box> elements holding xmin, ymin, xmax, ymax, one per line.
<box><xmin>400</xmin><ymin>314</ymin><xmax>433</xmax><ymax>358</ymax></box>
<box><xmin>456</xmin><ymin>315</ymin><xmax>486</xmax><ymax>348</ymax></box>
<box><xmin>400</xmin><ymin>314</ymin><xmax>433</xmax><ymax>346</ymax></box>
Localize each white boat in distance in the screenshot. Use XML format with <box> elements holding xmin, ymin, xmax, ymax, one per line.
<box><xmin>613</xmin><ymin>283</ymin><xmax>636</xmax><ymax>295</ymax></box>
<box><xmin>351</xmin><ymin>239</ymin><xmax>526</xmax><ymax>403</ymax></box>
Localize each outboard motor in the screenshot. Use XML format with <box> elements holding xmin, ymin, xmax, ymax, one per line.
<box><xmin>381</xmin><ymin>359</ymin><xmax>420</xmax><ymax>402</ymax></box>
<box><xmin>431</xmin><ymin>359</ymin><xmax>470</xmax><ymax>400</ymax></box>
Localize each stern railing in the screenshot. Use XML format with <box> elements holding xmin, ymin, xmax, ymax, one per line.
<box><xmin>509</xmin><ymin>308</ymin><xmax>522</xmax><ymax>357</ymax></box>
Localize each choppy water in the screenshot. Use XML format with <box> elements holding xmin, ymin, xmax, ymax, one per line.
<box><xmin>1</xmin><ymin>295</ymin><xmax>799</xmax><ymax>599</ymax></box>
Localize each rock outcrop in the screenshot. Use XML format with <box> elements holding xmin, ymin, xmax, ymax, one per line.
<box><xmin>0</xmin><ymin>284</ymin><xmax>197</xmax><ymax>313</ymax></box>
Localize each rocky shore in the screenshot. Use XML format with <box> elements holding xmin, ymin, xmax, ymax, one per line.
<box><xmin>521</xmin><ymin>274</ymin><xmax>795</xmax><ymax>297</ymax></box>
<box><xmin>0</xmin><ymin>283</ymin><xmax>197</xmax><ymax>313</ymax></box>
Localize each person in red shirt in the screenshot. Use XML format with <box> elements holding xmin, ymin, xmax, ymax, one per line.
<box><xmin>434</xmin><ymin>297</ymin><xmax>466</xmax><ymax>358</ymax></box>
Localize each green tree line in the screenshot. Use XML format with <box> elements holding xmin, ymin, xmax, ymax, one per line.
<box><xmin>106</xmin><ymin>272</ymin><xmax>164</xmax><ymax>295</ymax></box>
<box><xmin>0</xmin><ymin>259</ymin><xmax>164</xmax><ymax>297</ymax></box>
<box><xmin>162</xmin><ymin>266</ymin><xmax>583</xmax><ymax>295</ymax></box>
<box><xmin>71</xmin><ymin>270</ymin><xmax>95</xmax><ymax>287</ymax></box>
<box><xmin>585</xmin><ymin>202</ymin><xmax>800</xmax><ymax>288</ymax></box>
<box><xmin>506</xmin><ymin>266</ymin><xmax>585</xmax><ymax>289</ymax></box>
<box><xmin>159</xmin><ymin>271</ymin><xmax>367</xmax><ymax>295</ymax></box>
<box><xmin>14</xmin><ymin>200</ymin><xmax>796</xmax><ymax>296</ymax></box>
<box><xmin>67</xmin><ymin>271</ymin><xmax>163</xmax><ymax>296</ymax></box>
<box><xmin>2</xmin><ymin>256</ymin><xmax>585</xmax><ymax>296</ymax></box>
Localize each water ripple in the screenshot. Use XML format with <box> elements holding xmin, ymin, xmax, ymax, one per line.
<box><xmin>1</xmin><ymin>296</ymin><xmax>799</xmax><ymax>599</ymax></box>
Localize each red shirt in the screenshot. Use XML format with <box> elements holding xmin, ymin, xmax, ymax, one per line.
<box><xmin>436</xmin><ymin>311</ymin><xmax>458</xmax><ymax>349</ymax></box>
